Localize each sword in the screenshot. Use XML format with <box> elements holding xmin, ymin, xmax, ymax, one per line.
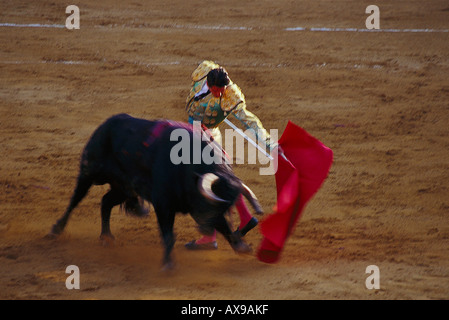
<box><xmin>223</xmin><ymin>118</ymin><xmax>293</xmax><ymax>165</ymax></box>
<box><xmin>223</xmin><ymin>118</ymin><xmax>274</xmax><ymax>161</ymax></box>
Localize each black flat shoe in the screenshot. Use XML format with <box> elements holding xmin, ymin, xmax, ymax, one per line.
<box><xmin>185</xmin><ymin>240</ymin><xmax>218</xmax><ymax>250</ymax></box>
<box><xmin>234</xmin><ymin>217</ymin><xmax>258</xmax><ymax>237</ymax></box>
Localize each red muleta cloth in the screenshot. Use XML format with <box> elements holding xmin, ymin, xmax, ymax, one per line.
<box><xmin>257</xmin><ymin>121</ymin><xmax>333</xmax><ymax>263</ymax></box>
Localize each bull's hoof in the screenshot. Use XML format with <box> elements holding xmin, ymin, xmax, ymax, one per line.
<box><xmin>185</xmin><ymin>240</ymin><xmax>218</xmax><ymax>250</ymax></box>
<box><xmin>100</xmin><ymin>234</ymin><xmax>115</xmax><ymax>247</ymax></box>
<box><xmin>232</xmin><ymin>241</ymin><xmax>252</xmax><ymax>254</ymax></box>
<box><xmin>45</xmin><ymin>224</ymin><xmax>64</xmax><ymax>240</ymax></box>
<box><xmin>161</xmin><ymin>260</ymin><xmax>176</xmax><ymax>272</ymax></box>
<box><xmin>44</xmin><ymin>232</ymin><xmax>59</xmax><ymax>240</ymax></box>
<box><xmin>49</xmin><ymin>223</ymin><xmax>64</xmax><ymax>236</ymax></box>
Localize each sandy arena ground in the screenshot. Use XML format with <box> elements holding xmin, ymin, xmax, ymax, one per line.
<box><xmin>1</xmin><ymin>0</ymin><xmax>448</xmax><ymax>300</ymax></box>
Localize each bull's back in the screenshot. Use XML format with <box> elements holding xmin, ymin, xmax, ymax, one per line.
<box><xmin>81</xmin><ymin>114</ymin><xmax>159</xmax><ymax>176</ymax></box>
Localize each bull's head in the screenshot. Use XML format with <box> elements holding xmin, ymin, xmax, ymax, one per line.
<box><xmin>194</xmin><ymin>172</ymin><xmax>262</xmax><ymax>254</ymax></box>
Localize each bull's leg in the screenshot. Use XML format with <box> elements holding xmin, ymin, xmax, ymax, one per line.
<box><xmin>154</xmin><ymin>208</ymin><xmax>176</xmax><ymax>270</ymax></box>
<box><xmin>48</xmin><ymin>174</ymin><xmax>93</xmax><ymax>237</ymax></box>
<box><xmin>214</xmin><ymin>215</ymin><xmax>252</xmax><ymax>254</ymax></box>
<box><xmin>99</xmin><ymin>188</ymin><xmax>127</xmax><ymax>245</ymax></box>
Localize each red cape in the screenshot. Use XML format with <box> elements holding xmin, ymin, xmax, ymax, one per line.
<box><xmin>257</xmin><ymin>121</ymin><xmax>333</xmax><ymax>263</ymax></box>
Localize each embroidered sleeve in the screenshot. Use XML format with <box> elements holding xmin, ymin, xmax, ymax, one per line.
<box><xmin>231</xmin><ymin>104</ymin><xmax>276</xmax><ymax>151</ymax></box>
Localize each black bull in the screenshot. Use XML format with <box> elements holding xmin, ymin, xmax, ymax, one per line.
<box><xmin>48</xmin><ymin>114</ymin><xmax>263</xmax><ymax>268</ymax></box>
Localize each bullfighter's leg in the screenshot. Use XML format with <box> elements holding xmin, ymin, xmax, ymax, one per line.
<box><xmin>234</xmin><ymin>194</ymin><xmax>259</xmax><ymax>237</ymax></box>
<box><xmin>154</xmin><ymin>207</ymin><xmax>176</xmax><ymax>270</ymax></box>
<box><xmin>99</xmin><ymin>188</ymin><xmax>127</xmax><ymax>245</ymax></box>
<box><xmin>48</xmin><ymin>174</ymin><xmax>93</xmax><ymax>237</ymax></box>
<box><xmin>214</xmin><ymin>214</ymin><xmax>252</xmax><ymax>254</ymax></box>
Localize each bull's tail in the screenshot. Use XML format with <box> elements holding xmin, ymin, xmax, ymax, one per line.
<box><xmin>119</xmin><ymin>197</ymin><xmax>150</xmax><ymax>218</ymax></box>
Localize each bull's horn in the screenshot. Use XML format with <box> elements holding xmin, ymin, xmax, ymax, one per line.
<box><xmin>241</xmin><ymin>183</ymin><xmax>264</xmax><ymax>215</ymax></box>
<box><xmin>198</xmin><ymin>173</ymin><xmax>228</xmax><ymax>203</ymax></box>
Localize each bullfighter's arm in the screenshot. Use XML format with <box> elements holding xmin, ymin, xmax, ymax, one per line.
<box><xmin>221</xmin><ymin>84</ymin><xmax>277</xmax><ymax>151</ymax></box>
